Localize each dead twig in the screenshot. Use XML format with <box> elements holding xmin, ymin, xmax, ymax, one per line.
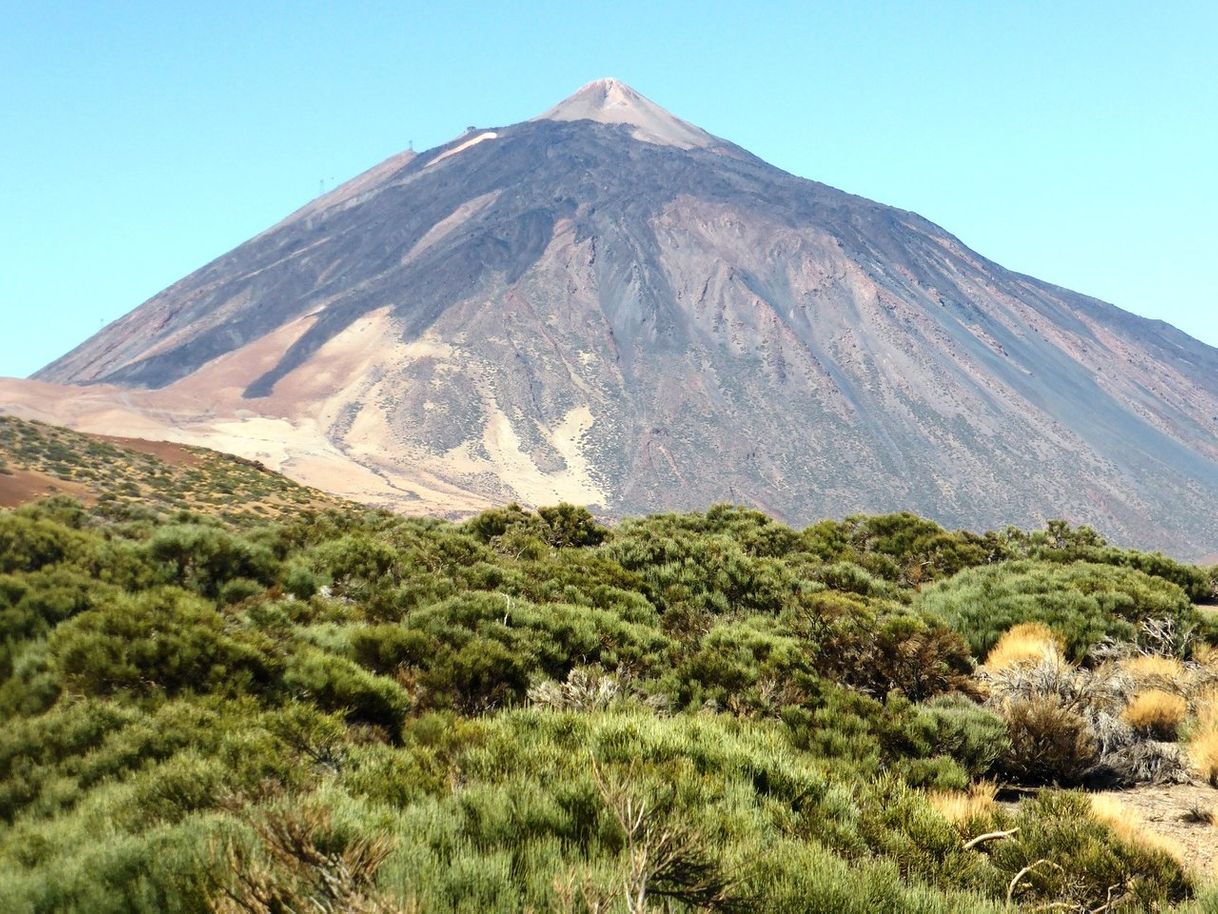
<box><xmin>962</xmin><ymin>827</ymin><xmax>1019</xmax><ymax>851</ymax></box>
<box><xmin>1007</xmin><ymin>858</ymin><xmax>1065</xmax><ymax>904</ymax></box>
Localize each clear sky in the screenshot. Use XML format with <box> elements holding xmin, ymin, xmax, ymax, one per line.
<box><xmin>1</xmin><ymin>1</ymin><xmax>1215</xmax><ymax>378</ymax></box>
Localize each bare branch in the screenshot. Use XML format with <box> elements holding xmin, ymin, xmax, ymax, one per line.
<box><xmin>1007</xmin><ymin>858</ymin><xmax>1065</xmax><ymax>904</ymax></box>
<box><xmin>962</xmin><ymin>827</ymin><xmax>1019</xmax><ymax>851</ymax></box>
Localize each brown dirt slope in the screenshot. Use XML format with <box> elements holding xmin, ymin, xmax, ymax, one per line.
<box><xmin>0</xmin><ymin>467</ymin><xmax>92</xmax><ymax>508</ymax></box>
<box><xmin>94</xmin><ymin>434</ymin><xmax>202</xmax><ymax>467</ymax></box>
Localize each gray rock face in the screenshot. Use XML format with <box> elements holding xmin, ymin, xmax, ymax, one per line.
<box><xmin>34</xmin><ymin>81</ymin><xmax>1218</xmax><ymax>556</ymax></box>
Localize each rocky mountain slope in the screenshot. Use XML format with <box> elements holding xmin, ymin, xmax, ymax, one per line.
<box><xmin>7</xmin><ymin>79</ymin><xmax>1218</xmax><ymax>557</ymax></box>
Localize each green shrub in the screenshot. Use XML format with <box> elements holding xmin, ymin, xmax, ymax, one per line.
<box><xmin>14</xmin><ymin>495</ymin><xmax>91</xmax><ymax>529</ymax></box>
<box><xmin>307</xmin><ymin>534</ymin><xmax>397</xmax><ymax>593</ymax></box>
<box><xmin>805</xmin><ymin>600</ymin><xmax>978</xmax><ymax>701</ymax></box>
<box><xmin>778</xmin><ymin>680</ymin><xmax>1000</xmax><ymax>786</ymax></box>
<box><xmin>146</xmin><ymin>524</ymin><xmax>279</xmax><ymax>598</ymax></box>
<box><xmin>666</xmin><ymin>618</ymin><xmax>809</xmax><ymax>710</ymax></box>
<box><xmin>283</xmin><ymin>648</ymin><xmax>411</xmax><ymax>732</ymax></box>
<box><xmin>990</xmin><ymin>791</ymin><xmax>1191</xmax><ymax>909</ymax></box>
<box><xmin>219</xmin><ymin>577</ymin><xmax>264</xmax><ymax>605</ymax></box>
<box><xmin>126</xmin><ymin>752</ymin><xmax>228</xmax><ymax>827</ymax></box>
<box><xmin>50</xmin><ymin>588</ymin><xmax>275</xmax><ymax>697</ymax></box>
<box><xmin>463</xmin><ymin>502</ymin><xmax>547</xmax><ymax>543</ymax></box>
<box><xmin>0</xmin><ymin>639</ymin><xmax>61</xmax><ymax>716</ymax></box>
<box><xmin>1</xmin><ymin>491</ymin><xmax>1210</xmax><ymax>913</ymax></box>
<box><xmin>349</xmin><ymin>624</ymin><xmax>432</xmax><ymax>674</ymax></box>
<box><xmin>0</xmin><ymin>513</ymin><xmax>95</xmax><ymax>574</ymax></box>
<box><xmin>0</xmin><ymin>813</ymin><xmax>219</xmax><ymax>914</ymax></box>
<box><xmin>919</xmin><ymin>560</ymin><xmax>1192</xmax><ymax>661</ymax></box>
<box><xmin>897</xmin><ymin>695</ymin><xmax>1010</xmax><ymax>780</ymax></box>
<box><xmin>424</xmin><ymin>638</ymin><xmax>529</xmax><ymax>712</ymax></box>
<box><xmin>0</xmin><ymin>698</ymin><xmax>137</xmax><ymax>821</ymax></box>
<box><xmin>801</xmin><ymin>513</ymin><xmax>993</xmax><ymax>586</ymax></box>
<box><xmin>536</xmin><ymin>503</ymin><xmax>609</xmax><ymax>548</ymax></box>
<box><xmin>400</xmin><ymin>593</ymin><xmax>670</xmax><ymax>710</ymax></box>
<box><xmin>0</xmin><ymin>568</ymin><xmax>109</xmax><ymax>661</ymax></box>
<box><xmin>281</xmin><ymin>560</ymin><xmax>321</xmax><ymax>600</ymax></box>
<box><xmin>741</xmin><ymin>837</ymin><xmax>1002</xmax><ymax>913</ymax></box>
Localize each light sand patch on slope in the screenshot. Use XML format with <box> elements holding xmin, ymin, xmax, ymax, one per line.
<box><xmin>480</xmin><ymin>399</ymin><xmax>604</xmax><ymax>506</ymax></box>
<box><xmin>0</xmin><ymin>273</ymin><xmax>607</xmax><ymax>518</ymax></box>
<box><xmin>194</xmin><ymin>413</ymin><xmax>408</xmax><ymax>504</ymax></box>
<box><xmin>0</xmin><ymin>377</ymin><xmax>415</xmax><ymax>510</ymax></box>
<box><xmin>403</xmin><ymin>191</ymin><xmax>501</xmax><ymax>265</ymax></box>
<box><xmin>545</xmin><ymin>405</ymin><xmax>601</xmax><ymax>500</ymax></box>
<box><xmin>166</xmin><ymin>312</ymin><xmax>321</xmax><ymax>406</ymax></box>
<box><xmin>0</xmin><ymin>379</ymin><xmax>173</xmax><ymax>437</ymax></box>
<box><xmin>264</xmin><ymin>309</ymin><xmax>392</xmax><ymax>414</ymax></box>
<box><xmin>278</xmin><ymin>304</ymin><xmax>604</xmax><ymax>510</ymax></box>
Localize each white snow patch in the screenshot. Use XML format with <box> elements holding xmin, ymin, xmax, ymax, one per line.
<box><xmin>425</xmin><ymin>131</ymin><xmax>499</xmax><ymax>167</ymax></box>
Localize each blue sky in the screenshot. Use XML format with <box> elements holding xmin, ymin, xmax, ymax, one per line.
<box><xmin>1</xmin><ymin>1</ymin><xmax>1215</xmax><ymax>378</ymax></box>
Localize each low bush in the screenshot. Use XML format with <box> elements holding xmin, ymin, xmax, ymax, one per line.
<box><xmin>989</xmin><ymin>791</ymin><xmax>1191</xmax><ymax>909</ymax></box>
<box><xmin>0</xmin><ymin>513</ymin><xmax>95</xmax><ymax>574</ymax></box>
<box><xmin>209</xmin><ymin>802</ymin><xmax>397</xmax><ymax>914</ymax></box>
<box><xmin>50</xmin><ymin>588</ymin><xmax>275</xmax><ymax>698</ymax></box>
<box><xmin>349</xmin><ymin>624</ymin><xmax>432</xmax><ymax>674</ymax></box>
<box><xmin>920</xmin><ymin>560</ymin><xmax>1193</xmax><ymax>661</ymax></box>
<box><xmin>536</xmin><ymin>503</ymin><xmax>609</xmax><ymax>548</ymax></box>
<box><xmin>905</xmin><ymin>696</ymin><xmax>1010</xmax><ymax>779</ymax></box>
<box><xmin>146</xmin><ymin>524</ymin><xmax>279</xmax><ymax>599</ymax></box>
<box><xmin>1124</xmin><ymin>689</ymin><xmax>1187</xmax><ymax>739</ymax></box>
<box><xmin>283</xmin><ymin>649</ymin><xmax>410</xmax><ymax>732</ymax></box>
<box><xmin>399</xmin><ymin>593</ymin><xmax>670</xmax><ymax>711</ymax></box>
<box><xmin>791</xmin><ymin>595</ymin><xmax>977</xmax><ymax>701</ymax></box>
<box><xmin>998</xmin><ymin>696</ymin><xmax>1099</xmax><ymax>786</ymax></box>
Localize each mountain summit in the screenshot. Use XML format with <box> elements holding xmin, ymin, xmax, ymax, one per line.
<box><xmin>13</xmin><ymin>81</ymin><xmax>1218</xmax><ymax>556</ymax></box>
<box><xmin>535</xmin><ymin>78</ymin><xmax>721</xmax><ymax>149</ymax></box>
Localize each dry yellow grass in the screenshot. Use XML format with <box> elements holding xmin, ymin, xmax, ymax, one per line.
<box><xmin>1121</xmin><ymin>654</ymin><xmax>1187</xmax><ymax>685</ymax></box>
<box><xmin>1123</xmin><ymin>689</ymin><xmax>1188</xmax><ymax>738</ymax></box>
<box><xmin>984</xmin><ymin>623</ymin><xmax>1063</xmax><ymax>670</ymax></box>
<box><xmin>1089</xmin><ymin>795</ymin><xmax>1186</xmax><ymax>862</ymax></box>
<box><xmin>1190</xmin><ymin>727</ymin><xmax>1218</xmax><ymax>787</ymax></box>
<box><xmin>930</xmin><ymin>782</ymin><xmax>997</xmax><ymax>827</ymax></box>
<box><xmin>1195</xmin><ymin>687</ymin><xmax>1218</xmax><ymax>731</ymax></box>
<box><xmin>1193</xmin><ymin>643</ymin><xmax>1218</xmax><ymax>669</ymax></box>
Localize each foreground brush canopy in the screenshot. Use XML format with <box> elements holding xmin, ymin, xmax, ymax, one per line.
<box><xmin>1</xmin><ymin>418</ymin><xmax>1218</xmax><ymax>912</ymax></box>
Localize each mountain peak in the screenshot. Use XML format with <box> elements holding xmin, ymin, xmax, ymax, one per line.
<box><xmin>534</xmin><ymin>78</ymin><xmax>718</xmax><ymax>149</ymax></box>
<box><xmin>24</xmin><ymin>79</ymin><xmax>1218</xmax><ymax>558</ymax></box>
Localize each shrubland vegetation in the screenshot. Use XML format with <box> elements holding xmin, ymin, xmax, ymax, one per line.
<box><xmin>1</xmin><ymin>419</ymin><xmax>1218</xmax><ymax>911</ymax></box>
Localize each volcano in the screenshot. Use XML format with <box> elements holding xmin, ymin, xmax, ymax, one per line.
<box><xmin>7</xmin><ymin>79</ymin><xmax>1218</xmax><ymax>557</ymax></box>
